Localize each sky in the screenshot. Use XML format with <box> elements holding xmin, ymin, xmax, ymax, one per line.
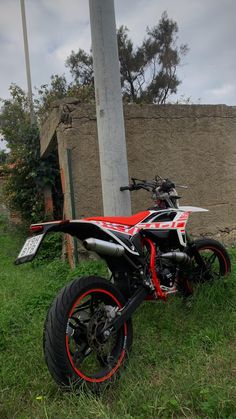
<box><xmin>0</xmin><ymin>0</ymin><xmax>235</xmax><ymax>114</ymax></box>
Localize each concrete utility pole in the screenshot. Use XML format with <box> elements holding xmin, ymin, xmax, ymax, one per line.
<box><xmin>89</xmin><ymin>0</ymin><xmax>131</xmax><ymax>216</ymax></box>
<box><xmin>20</xmin><ymin>0</ymin><xmax>35</xmax><ymax>125</ymax></box>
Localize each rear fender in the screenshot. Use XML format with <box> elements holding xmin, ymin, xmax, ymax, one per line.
<box><xmin>15</xmin><ymin>220</ymin><xmax>71</xmax><ymax>265</ymax></box>
<box><xmin>15</xmin><ymin>219</ymin><xmax>140</xmax><ymax>265</ymax></box>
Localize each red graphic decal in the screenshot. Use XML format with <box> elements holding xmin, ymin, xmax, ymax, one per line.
<box><xmin>90</xmin><ymin>211</ymin><xmax>189</xmax><ymax>237</ymax></box>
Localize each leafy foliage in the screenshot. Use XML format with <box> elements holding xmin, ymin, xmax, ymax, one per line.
<box><xmin>118</xmin><ymin>12</ymin><xmax>188</xmax><ymax>103</ymax></box>
<box><xmin>31</xmin><ymin>233</ymin><xmax>63</xmax><ymax>266</ymax></box>
<box><xmin>65</xmin><ymin>49</ymin><xmax>94</xmax><ymax>86</ymax></box>
<box><xmin>65</xmin><ymin>12</ymin><xmax>188</xmax><ymax>104</ymax></box>
<box><xmin>35</xmin><ymin>74</ymin><xmax>95</xmax><ymax>121</ymax></box>
<box><xmin>35</xmin><ymin>74</ymin><xmax>68</xmax><ymax>120</ymax></box>
<box><xmin>0</xmin><ymin>84</ymin><xmax>61</xmax><ymax>222</ymax></box>
<box><xmin>0</xmin><ymin>150</ymin><xmax>8</xmax><ymax>164</ymax></box>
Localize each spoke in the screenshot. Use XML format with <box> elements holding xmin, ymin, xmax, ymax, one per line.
<box><xmin>90</xmin><ymin>294</ymin><xmax>100</xmax><ymax>314</ymax></box>
<box><xmin>75</xmin><ymin>349</ymin><xmax>92</xmax><ymax>366</ymax></box>
<box><xmin>69</xmin><ymin>317</ymin><xmax>88</xmax><ymax>333</ymax></box>
<box><xmin>206</xmin><ymin>253</ymin><xmax>217</xmax><ymax>266</ymax></box>
<box><xmin>210</xmin><ymin>271</ymin><xmax>221</xmax><ymax>279</ymax></box>
<box><xmin>73</xmin><ymin>346</ymin><xmax>85</xmax><ymax>366</ymax></box>
<box><xmin>67</xmin><ymin>289</ymin><xmax>125</xmax><ymax>379</ymax></box>
<box><xmin>73</xmin><ymin>300</ymin><xmax>91</xmax><ymax>314</ymax></box>
<box><xmin>98</xmin><ymin>354</ymin><xmax>115</xmax><ymax>368</ymax></box>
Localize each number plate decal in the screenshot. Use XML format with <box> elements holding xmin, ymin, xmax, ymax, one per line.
<box><xmin>17</xmin><ymin>234</ymin><xmax>44</xmax><ymax>259</ymax></box>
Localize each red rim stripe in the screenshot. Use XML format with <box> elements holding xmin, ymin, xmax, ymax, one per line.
<box><xmin>65</xmin><ymin>288</ymin><xmax>127</xmax><ymax>383</ymax></box>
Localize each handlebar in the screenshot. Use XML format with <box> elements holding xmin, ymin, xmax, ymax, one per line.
<box><xmin>120</xmin><ymin>175</ymin><xmax>187</xmax><ymax>210</ymax></box>
<box><xmin>120</xmin><ymin>175</ymin><xmax>187</xmax><ymax>209</ymax></box>
<box><xmin>120</xmin><ymin>183</ymin><xmax>153</xmax><ymax>192</ymax></box>
<box><xmin>120</xmin><ymin>177</ymin><xmax>177</xmax><ymax>193</ymax></box>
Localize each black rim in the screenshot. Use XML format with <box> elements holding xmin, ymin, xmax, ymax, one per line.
<box><xmin>65</xmin><ymin>289</ymin><xmax>127</xmax><ymax>382</ymax></box>
<box><xmin>194</xmin><ymin>247</ymin><xmax>226</xmax><ymax>282</ymax></box>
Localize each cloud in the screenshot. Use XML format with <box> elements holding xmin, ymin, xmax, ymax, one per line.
<box><xmin>210</xmin><ymin>84</ymin><xmax>235</xmax><ymax>97</ymax></box>
<box><xmin>0</xmin><ymin>0</ymin><xmax>235</xmax><ymax>105</ymax></box>
<box><xmin>205</xmin><ymin>83</ymin><xmax>236</xmax><ymax>104</ymax></box>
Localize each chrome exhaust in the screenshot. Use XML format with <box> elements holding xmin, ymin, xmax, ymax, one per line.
<box><xmin>161</xmin><ymin>252</ymin><xmax>191</xmax><ymax>265</ymax></box>
<box><xmin>83</xmin><ymin>238</ymin><xmax>125</xmax><ymax>257</ymax></box>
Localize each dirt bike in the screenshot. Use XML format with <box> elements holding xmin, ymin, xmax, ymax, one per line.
<box><xmin>15</xmin><ymin>175</ymin><xmax>231</xmax><ymax>391</ymax></box>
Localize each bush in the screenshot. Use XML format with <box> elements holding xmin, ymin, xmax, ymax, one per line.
<box><xmin>31</xmin><ymin>233</ymin><xmax>63</xmax><ymax>266</ymax></box>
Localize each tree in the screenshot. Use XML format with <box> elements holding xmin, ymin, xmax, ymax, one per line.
<box><xmin>36</xmin><ymin>74</ymin><xmax>68</xmax><ymax>118</ymax></box>
<box><xmin>0</xmin><ymin>150</ymin><xmax>8</xmax><ymax>164</ymax></box>
<box><xmin>0</xmin><ymin>84</ymin><xmax>61</xmax><ymax>222</ymax></box>
<box><xmin>64</xmin><ymin>11</ymin><xmax>188</xmax><ymax>104</ymax></box>
<box><xmin>65</xmin><ymin>49</ymin><xmax>94</xmax><ymax>86</ymax></box>
<box><xmin>35</xmin><ymin>12</ymin><xmax>188</xmax><ymax>116</ymax></box>
<box><xmin>36</xmin><ymin>73</ymin><xmax>95</xmax><ymax>121</ymax></box>
<box><xmin>142</xmin><ymin>12</ymin><xmax>188</xmax><ymax>104</ymax></box>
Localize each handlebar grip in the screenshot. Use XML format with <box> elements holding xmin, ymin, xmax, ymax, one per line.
<box><xmin>120</xmin><ymin>186</ymin><xmax>132</xmax><ymax>191</ymax></box>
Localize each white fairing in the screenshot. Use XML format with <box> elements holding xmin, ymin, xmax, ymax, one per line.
<box><xmin>178</xmin><ymin>206</ymin><xmax>209</xmax><ymax>213</ymax></box>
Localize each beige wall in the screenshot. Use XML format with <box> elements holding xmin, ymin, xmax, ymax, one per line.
<box><xmin>41</xmin><ymin>102</ymin><xmax>236</xmax><ymax>240</ymax></box>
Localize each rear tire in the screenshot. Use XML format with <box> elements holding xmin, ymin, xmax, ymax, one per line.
<box><xmin>43</xmin><ymin>276</ymin><xmax>132</xmax><ymax>391</ymax></box>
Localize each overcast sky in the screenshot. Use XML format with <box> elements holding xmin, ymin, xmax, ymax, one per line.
<box><xmin>0</xmin><ymin>0</ymin><xmax>235</xmax><ymax>107</ymax></box>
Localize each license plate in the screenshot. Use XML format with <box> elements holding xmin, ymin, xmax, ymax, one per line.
<box><xmin>15</xmin><ymin>234</ymin><xmax>44</xmax><ymax>264</ymax></box>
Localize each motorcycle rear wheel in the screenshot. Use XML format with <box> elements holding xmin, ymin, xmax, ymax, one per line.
<box><xmin>43</xmin><ymin>276</ymin><xmax>132</xmax><ymax>391</ymax></box>
<box><xmin>181</xmin><ymin>238</ymin><xmax>231</xmax><ymax>296</ymax></box>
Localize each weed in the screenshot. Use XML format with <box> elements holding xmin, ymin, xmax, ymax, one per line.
<box><xmin>0</xmin><ymin>222</ymin><xmax>235</xmax><ymax>418</ymax></box>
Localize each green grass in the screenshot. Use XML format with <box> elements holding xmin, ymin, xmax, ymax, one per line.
<box><xmin>0</xmin><ymin>223</ymin><xmax>236</xmax><ymax>418</ymax></box>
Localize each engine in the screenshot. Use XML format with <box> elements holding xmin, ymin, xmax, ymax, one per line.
<box><xmin>156</xmin><ymin>257</ymin><xmax>177</xmax><ymax>288</ymax></box>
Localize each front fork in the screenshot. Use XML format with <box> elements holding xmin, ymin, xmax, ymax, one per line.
<box><xmin>186</xmin><ymin>230</ymin><xmax>206</xmax><ymax>269</ymax></box>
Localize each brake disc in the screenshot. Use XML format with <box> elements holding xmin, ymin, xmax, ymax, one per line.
<box><xmin>87</xmin><ymin>308</ymin><xmax>116</xmax><ymax>359</ymax></box>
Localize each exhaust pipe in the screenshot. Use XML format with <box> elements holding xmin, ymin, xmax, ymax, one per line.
<box><xmin>83</xmin><ymin>238</ymin><xmax>125</xmax><ymax>257</ymax></box>
<box><xmin>161</xmin><ymin>252</ymin><xmax>191</xmax><ymax>265</ymax></box>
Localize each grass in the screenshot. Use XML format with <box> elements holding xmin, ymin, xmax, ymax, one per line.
<box><xmin>0</xmin><ymin>221</ymin><xmax>236</xmax><ymax>418</ymax></box>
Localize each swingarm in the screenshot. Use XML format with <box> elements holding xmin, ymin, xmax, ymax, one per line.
<box><xmin>102</xmin><ymin>285</ymin><xmax>148</xmax><ymax>338</ymax></box>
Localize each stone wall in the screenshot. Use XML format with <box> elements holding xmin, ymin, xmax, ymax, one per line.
<box><xmin>40</xmin><ymin>101</ymin><xmax>236</xmax><ymax>241</ymax></box>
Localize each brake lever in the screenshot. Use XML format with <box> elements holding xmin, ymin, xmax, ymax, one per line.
<box><xmin>175</xmin><ymin>184</ymin><xmax>188</xmax><ymax>189</ymax></box>
<box><xmin>131</xmin><ymin>177</ymin><xmax>147</xmax><ymax>183</ymax></box>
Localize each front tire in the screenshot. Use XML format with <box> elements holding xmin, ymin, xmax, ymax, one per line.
<box><xmin>180</xmin><ymin>238</ymin><xmax>231</xmax><ymax>296</ymax></box>
<box><xmin>43</xmin><ymin>276</ymin><xmax>133</xmax><ymax>391</ymax></box>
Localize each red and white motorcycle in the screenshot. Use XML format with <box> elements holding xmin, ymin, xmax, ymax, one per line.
<box><xmin>16</xmin><ymin>176</ymin><xmax>231</xmax><ymax>391</ymax></box>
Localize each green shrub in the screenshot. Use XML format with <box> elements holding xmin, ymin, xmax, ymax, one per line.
<box><xmin>31</xmin><ymin>233</ymin><xmax>63</xmax><ymax>266</ymax></box>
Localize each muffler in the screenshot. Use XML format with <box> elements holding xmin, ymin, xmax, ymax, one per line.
<box><xmin>161</xmin><ymin>252</ymin><xmax>191</xmax><ymax>265</ymax></box>
<box><xmin>83</xmin><ymin>238</ymin><xmax>125</xmax><ymax>257</ymax></box>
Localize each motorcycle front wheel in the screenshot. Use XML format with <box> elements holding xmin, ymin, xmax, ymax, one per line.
<box><xmin>43</xmin><ymin>276</ymin><xmax>132</xmax><ymax>391</ymax></box>
<box><xmin>180</xmin><ymin>238</ymin><xmax>231</xmax><ymax>296</ymax></box>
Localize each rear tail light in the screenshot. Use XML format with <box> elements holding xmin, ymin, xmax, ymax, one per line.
<box><xmin>30</xmin><ymin>225</ymin><xmax>44</xmax><ymax>233</ymax></box>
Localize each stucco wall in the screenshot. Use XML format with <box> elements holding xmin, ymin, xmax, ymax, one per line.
<box><xmin>41</xmin><ymin>102</ymin><xmax>236</xmax><ymax>240</ymax></box>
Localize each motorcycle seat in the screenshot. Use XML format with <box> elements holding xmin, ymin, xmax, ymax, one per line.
<box><xmin>84</xmin><ymin>211</ymin><xmax>150</xmax><ymax>227</ymax></box>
